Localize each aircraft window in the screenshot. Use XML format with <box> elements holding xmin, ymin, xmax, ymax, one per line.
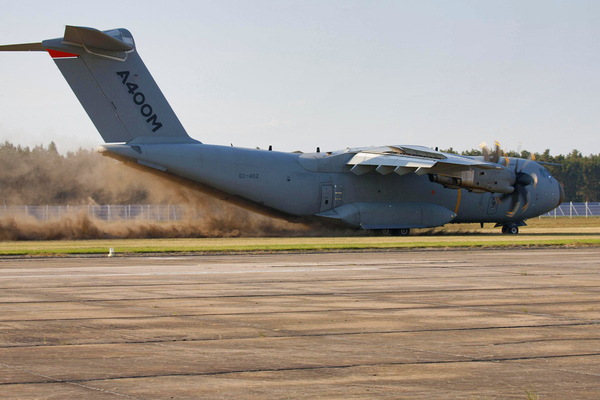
<box><xmin>539</xmin><ymin>167</ymin><xmax>551</xmax><ymax>178</ymax></box>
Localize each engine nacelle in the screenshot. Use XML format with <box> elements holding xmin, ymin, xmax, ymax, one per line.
<box><xmin>429</xmin><ymin>167</ymin><xmax>515</xmax><ymax>194</ymax></box>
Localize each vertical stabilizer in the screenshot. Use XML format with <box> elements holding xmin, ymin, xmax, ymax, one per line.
<box><xmin>1</xmin><ymin>26</ymin><xmax>196</xmax><ymax>144</ymax></box>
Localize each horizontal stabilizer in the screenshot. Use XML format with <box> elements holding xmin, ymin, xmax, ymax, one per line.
<box><xmin>63</xmin><ymin>25</ymin><xmax>134</xmax><ymax>52</ymax></box>
<box><xmin>0</xmin><ymin>42</ymin><xmax>46</xmax><ymax>52</ymax></box>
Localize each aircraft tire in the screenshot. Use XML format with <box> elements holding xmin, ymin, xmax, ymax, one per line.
<box><xmin>381</xmin><ymin>229</ymin><xmax>392</xmax><ymax>236</ymax></box>
<box><xmin>387</xmin><ymin>228</ymin><xmax>410</xmax><ymax>236</ymax></box>
<box><xmin>501</xmin><ymin>225</ymin><xmax>519</xmax><ymax>235</ymax></box>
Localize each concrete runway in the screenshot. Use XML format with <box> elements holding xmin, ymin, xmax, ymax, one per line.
<box><xmin>0</xmin><ymin>249</ymin><xmax>599</xmax><ymax>399</ymax></box>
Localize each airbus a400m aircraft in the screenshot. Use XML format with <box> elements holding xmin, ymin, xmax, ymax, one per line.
<box><xmin>1</xmin><ymin>26</ymin><xmax>564</xmax><ymax>235</ymax></box>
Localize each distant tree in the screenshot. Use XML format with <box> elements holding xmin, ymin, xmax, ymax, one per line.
<box><xmin>48</xmin><ymin>141</ymin><xmax>58</xmax><ymax>155</ymax></box>
<box><xmin>461</xmin><ymin>148</ymin><xmax>483</xmax><ymax>156</ymax></box>
<box><xmin>440</xmin><ymin>147</ymin><xmax>458</xmax><ymax>154</ymax></box>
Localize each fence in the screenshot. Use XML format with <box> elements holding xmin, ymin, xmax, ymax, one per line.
<box><xmin>540</xmin><ymin>202</ymin><xmax>600</xmax><ymax>218</ymax></box>
<box><xmin>0</xmin><ymin>205</ymin><xmax>193</xmax><ymax>222</ymax></box>
<box><xmin>0</xmin><ymin>202</ymin><xmax>597</xmax><ymax>222</ymax></box>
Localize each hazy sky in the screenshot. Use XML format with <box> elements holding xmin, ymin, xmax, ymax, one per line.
<box><xmin>0</xmin><ymin>0</ymin><xmax>598</xmax><ymax>155</ymax></box>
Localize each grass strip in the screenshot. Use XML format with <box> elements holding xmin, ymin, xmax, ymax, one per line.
<box><xmin>1</xmin><ymin>234</ymin><xmax>599</xmax><ymax>256</ymax></box>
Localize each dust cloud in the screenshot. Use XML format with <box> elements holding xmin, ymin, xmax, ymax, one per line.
<box><xmin>0</xmin><ymin>142</ymin><xmax>352</xmax><ymax>240</ymax></box>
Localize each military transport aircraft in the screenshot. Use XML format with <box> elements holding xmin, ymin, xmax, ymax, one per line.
<box><xmin>0</xmin><ymin>26</ymin><xmax>564</xmax><ymax>235</ymax></box>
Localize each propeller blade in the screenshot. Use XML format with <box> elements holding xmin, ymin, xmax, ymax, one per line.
<box><xmin>506</xmin><ymin>181</ymin><xmax>530</xmax><ymax>217</ymax></box>
<box><xmin>480</xmin><ymin>142</ymin><xmax>491</xmax><ymax>162</ymax></box>
<box><xmin>519</xmin><ymin>184</ymin><xmax>530</xmax><ymax>212</ymax></box>
<box><xmin>506</xmin><ymin>191</ymin><xmax>520</xmax><ymax>217</ymax></box>
<box><xmin>492</xmin><ymin>141</ymin><xmax>502</xmax><ymax>163</ymax></box>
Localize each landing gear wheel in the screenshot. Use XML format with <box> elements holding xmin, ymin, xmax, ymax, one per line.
<box><xmin>502</xmin><ymin>225</ymin><xmax>519</xmax><ymax>235</ymax></box>
<box><xmin>380</xmin><ymin>228</ymin><xmax>410</xmax><ymax>236</ymax></box>
<box><xmin>387</xmin><ymin>228</ymin><xmax>410</xmax><ymax>236</ymax></box>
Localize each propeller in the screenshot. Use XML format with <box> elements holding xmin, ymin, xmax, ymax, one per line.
<box><xmin>479</xmin><ymin>141</ymin><xmax>504</xmax><ymax>164</ymax></box>
<box><xmin>480</xmin><ymin>141</ymin><xmax>536</xmax><ymax>217</ymax></box>
<box><xmin>503</xmin><ymin>158</ymin><xmax>535</xmax><ymax>217</ymax></box>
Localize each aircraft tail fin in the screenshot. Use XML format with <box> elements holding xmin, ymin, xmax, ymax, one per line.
<box><xmin>0</xmin><ymin>26</ymin><xmax>196</xmax><ymax>144</ymax></box>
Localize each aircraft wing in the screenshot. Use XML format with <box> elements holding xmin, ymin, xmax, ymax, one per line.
<box><xmin>346</xmin><ymin>145</ymin><xmax>514</xmax><ymax>193</ymax></box>
<box><xmin>346</xmin><ymin>145</ymin><xmax>502</xmax><ymax>176</ymax></box>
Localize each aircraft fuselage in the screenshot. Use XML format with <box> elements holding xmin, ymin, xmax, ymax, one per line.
<box><xmin>101</xmin><ymin>143</ymin><xmax>563</xmax><ymax>230</ymax></box>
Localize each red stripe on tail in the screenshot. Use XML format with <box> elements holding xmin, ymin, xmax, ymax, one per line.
<box><xmin>47</xmin><ymin>49</ymin><xmax>78</xmax><ymax>59</ymax></box>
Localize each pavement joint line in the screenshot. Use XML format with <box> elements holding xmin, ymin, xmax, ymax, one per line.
<box><xmin>0</xmin><ymin>260</ymin><xmax>433</xmax><ymax>270</ymax></box>
<box><xmin>504</xmin><ymin>360</ymin><xmax>600</xmax><ymax>378</ymax></box>
<box><xmin>0</xmin><ymin>281</ymin><xmax>596</xmax><ymax>292</ymax></box>
<box><xmin>2</xmin><ymin>265</ymin><xmax>599</xmax><ymax>280</ymax></box>
<box><xmin>2</xmin><ymin>352</ymin><xmax>600</xmax><ymax>386</ymax></box>
<box><xmin>0</xmin><ymin>362</ymin><xmax>141</xmax><ymax>398</ymax></box>
<box><xmin>0</xmin><ymin>321</ymin><xmax>598</xmax><ymax>349</ymax></box>
<box><xmin>0</xmin><ymin>266</ymin><xmax>380</xmax><ymax>280</ymax></box>
<box><xmin>376</xmin><ymin>298</ymin><xmax>600</xmax><ymax>323</ymax></box>
<box><xmin>2</xmin><ymin>284</ymin><xmax>598</xmax><ymax>304</ymax></box>
<box><xmin>328</xmin><ymin>337</ymin><xmax>600</xmax><ymax>379</ymax></box>
<box><xmin>493</xmin><ymin>337</ymin><xmax>600</xmax><ymax>346</ymax></box>
<box><xmin>1</xmin><ymin>299</ymin><xmax>599</xmax><ymax>324</ymax></box>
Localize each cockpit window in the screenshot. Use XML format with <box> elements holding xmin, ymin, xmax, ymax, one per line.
<box><xmin>539</xmin><ymin>167</ymin><xmax>551</xmax><ymax>178</ymax></box>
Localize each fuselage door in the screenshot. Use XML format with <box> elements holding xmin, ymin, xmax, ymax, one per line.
<box><xmin>320</xmin><ymin>185</ymin><xmax>333</xmax><ymax>212</ymax></box>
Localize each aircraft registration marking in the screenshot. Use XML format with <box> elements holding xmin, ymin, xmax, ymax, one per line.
<box><xmin>239</xmin><ymin>173</ymin><xmax>259</xmax><ymax>179</ymax></box>
<box><xmin>116</xmin><ymin>70</ymin><xmax>163</xmax><ymax>132</ymax></box>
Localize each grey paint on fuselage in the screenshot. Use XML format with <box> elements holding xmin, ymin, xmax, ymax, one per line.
<box><xmin>102</xmin><ymin>141</ymin><xmax>562</xmax><ymax>227</ymax></box>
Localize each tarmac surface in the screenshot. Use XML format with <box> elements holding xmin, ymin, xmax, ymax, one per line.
<box><xmin>0</xmin><ymin>248</ymin><xmax>599</xmax><ymax>399</ymax></box>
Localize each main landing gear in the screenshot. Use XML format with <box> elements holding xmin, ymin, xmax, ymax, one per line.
<box><xmin>370</xmin><ymin>228</ymin><xmax>411</xmax><ymax>236</ymax></box>
<box><xmin>501</xmin><ymin>224</ymin><xmax>519</xmax><ymax>235</ymax></box>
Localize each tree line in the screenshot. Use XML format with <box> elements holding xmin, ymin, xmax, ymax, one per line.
<box><xmin>0</xmin><ymin>141</ymin><xmax>176</xmax><ymax>206</ymax></box>
<box><xmin>443</xmin><ymin>147</ymin><xmax>600</xmax><ymax>202</ymax></box>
